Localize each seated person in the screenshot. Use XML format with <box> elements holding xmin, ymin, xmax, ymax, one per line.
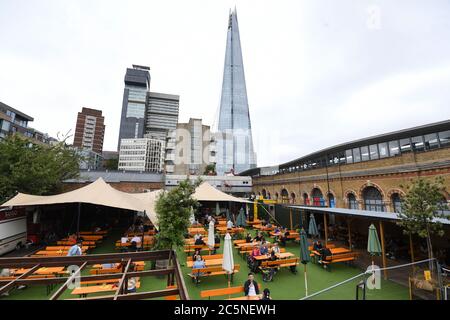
<box><xmin>214</xmin><ymin>233</ymin><xmax>221</xmax><ymax>245</ymax></box>
<box><xmin>245</xmin><ymin>233</ymin><xmax>252</xmax><ymax>243</ymax></box>
<box><xmin>318</xmin><ymin>247</ymin><xmax>332</xmax><ymax>265</ymax></box>
<box><xmin>274</xmin><ymin>226</ymin><xmax>281</xmax><ymax>234</ymax></box>
<box><xmin>313</xmin><ymin>240</ymin><xmax>323</xmax><ymax>251</ymax></box>
<box><xmin>253</xmin><ymin>232</ymin><xmax>263</xmax><ymax>243</ymax></box>
<box><xmin>193</xmin><ymin>233</ymin><xmax>202</xmax><ymax>241</ymax></box>
<box><xmin>194</xmin><ymin>236</ymin><xmax>206</xmax><ymax>246</ymax></box>
<box><xmin>121</xmin><ymin>235</ymin><xmax>129</xmax><ymax>244</ymax></box>
<box><xmin>131</xmin><ymin>235</ymin><xmax>142</xmax><ymax>249</ymax></box>
<box><xmin>226</xmin><ymin>220</ymin><xmax>234</xmax><ymax>229</ymax></box>
<box><xmin>126</xmin><ymin>263</ymin><xmax>138</xmax><ymax>293</ymax></box>
<box><xmin>192</xmin><ymin>255</ymin><xmax>207</xmax><ymax>282</ymax></box>
<box><xmin>192</xmin><ymin>248</ymin><xmax>202</xmax><ymax>262</ymax></box>
<box><xmin>266</xmin><ymin>221</ymin><xmax>273</xmax><ymax>228</ymax></box>
<box><xmin>244</xmin><ymin>273</ymin><xmax>260</xmax><ymax>297</ymax></box>
<box><xmin>280</xmin><ymin>228</ymin><xmax>290</xmax><ymax>246</ymax></box>
<box><xmin>271</xmin><ymin>242</ymin><xmax>281</xmax><ymax>255</ymax></box>
<box><xmin>260</xmin><ymin>243</ymin><xmax>269</xmax><ymax>255</ymax></box>
<box><xmin>261</xmin><ymin>219</ymin><xmax>267</xmax><ymax>227</ymax></box>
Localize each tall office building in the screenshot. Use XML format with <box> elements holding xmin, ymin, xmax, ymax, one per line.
<box><xmin>73</xmin><ymin>107</ymin><xmax>105</xmax><ymax>154</ymax></box>
<box><xmin>117</xmin><ymin>65</ymin><xmax>151</xmax><ymax>150</ymax></box>
<box><xmin>216</xmin><ymin>8</ymin><xmax>257</xmax><ymax>175</ymax></box>
<box><xmin>145</xmin><ymin>92</ymin><xmax>179</xmax><ymax>140</ymax></box>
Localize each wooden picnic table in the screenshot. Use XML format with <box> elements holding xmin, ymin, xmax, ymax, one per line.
<box><xmin>33</xmin><ymin>250</ymin><xmax>88</xmax><ymax>256</ymax></box>
<box><xmin>92</xmin><ymin>261</ymin><xmax>145</xmax><ymax>269</ymax></box>
<box><xmin>312</xmin><ymin>247</ymin><xmax>351</xmax><ymax>256</ymax></box>
<box><xmin>71</xmin><ymin>282</ymin><xmax>141</xmax><ymax>297</ymax></box>
<box><xmin>44</xmin><ymin>246</ymin><xmax>91</xmax><ymax>251</ymax></box>
<box><xmin>253</xmin><ymin>252</ymin><xmax>295</xmax><ymax>261</ymax></box>
<box><xmin>79</xmin><ymin>230</ymin><xmax>108</xmax><ymax>235</ymax></box>
<box><xmin>185</xmin><ymin>238</ymin><xmax>209</xmax><ymax>245</ymax></box>
<box><xmin>186</xmin><ymin>259</ymin><xmax>223</xmax><ymax>268</ymax></box>
<box><xmin>11</xmin><ymin>267</ymin><xmax>66</xmax><ymax>276</ymax></box>
<box><xmin>216</xmin><ymin>227</ymin><xmax>244</xmax><ymax>234</ymax></box>
<box><xmin>188</xmin><ymin>228</ymin><xmax>207</xmax><ymax>236</ymax></box>
<box><xmin>246</xmin><ymin>220</ymin><xmax>261</xmax><ymax>226</ymax></box>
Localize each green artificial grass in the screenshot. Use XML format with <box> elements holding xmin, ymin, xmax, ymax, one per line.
<box><xmin>1</xmin><ymin>228</ymin><xmax>409</xmax><ymax>300</ymax></box>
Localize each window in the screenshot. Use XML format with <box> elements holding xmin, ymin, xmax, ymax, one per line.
<box><xmin>424</xmin><ymin>133</ymin><xmax>439</xmax><ymax>150</ymax></box>
<box><xmin>392</xmin><ymin>193</ymin><xmax>402</xmax><ymax>213</ymax></box>
<box><xmin>389</xmin><ymin>140</ymin><xmax>400</xmax><ymax>156</ymax></box>
<box><xmin>1</xmin><ymin>120</ymin><xmax>10</xmax><ymax>131</ymax></box>
<box><xmin>361</xmin><ymin>146</ymin><xmax>369</xmax><ymax>161</ymax></box>
<box><xmin>369</xmin><ymin>144</ymin><xmax>379</xmax><ymax>160</ymax></box>
<box><xmin>438</xmin><ymin>130</ymin><xmax>450</xmax><ymax>146</ymax></box>
<box><xmin>399</xmin><ymin>138</ymin><xmax>411</xmax><ymax>153</ymax></box>
<box><xmin>378</xmin><ymin>142</ymin><xmax>388</xmax><ymax>158</ymax></box>
<box><xmin>352</xmin><ymin>147</ymin><xmax>361</xmax><ymax>162</ymax></box>
<box><xmin>348</xmin><ymin>193</ymin><xmax>358</xmax><ymax>209</ymax></box>
<box><xmin>311</xmin><ymin>188</ymin><xmax>324</xmax><ymax>206</ymax></box>
<box><xmin>363</xmin><ymin>187</ymin><xmax>385</xmax><ymax>212</ymax></box>
<box><xmin>411</xmin><ymin>136</ymin><xmax>425</xmax><ymax>152</ymax></box>
<box><xmin>328</xmin><ymin>193</ymin><xmax>335</xmax><ymax>208</ymax></box>
<box><xmin>345</xmin><ymin>149</ymin><xmax>353</xmax><ymax>163</ymax></box>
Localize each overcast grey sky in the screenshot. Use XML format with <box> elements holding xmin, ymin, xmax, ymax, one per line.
<box><xmin>1</xmin><ymin>0</ymin><xmax>449</xmax><ymax>167</ymax></box>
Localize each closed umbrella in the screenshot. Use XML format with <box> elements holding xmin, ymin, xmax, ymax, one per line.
<box><xmin>207</xmin><ymin>220</ymin><xmax>215</xmax><ymax>252</ymax></box>
<box><xmin>308</xmin><ymin>214</ymin><xmax>319</xmax><ymax>238</ymax></box>
<box><xmin>367</xmin><ymin>224</ymin><xmax>382</xmax><ymax>284</ymax></box>
<box><xmin>216</xmin><ymin>202</ymin><xmax>220</xmax><ymax>216</ymax></box>
<box><xmin>189</xmin><ymin>207</ymin><xmax>195</xmax><ymax>225</ymax></box>
<box><xmin>222</xmin><ymin>233</ymin><xmax>235</xmax><ymax>287</ymax></box>
<box><xmin>226</xmin><ymin>208</ymin><xmax>231</xmax><ymax>221</ymax></box>
<box><xmin>299</xmin><ymin>228</ymin><xmax>311</xmax><ymax>297</ymax></box>
<box><xmin>236</xmin><ymin>208</ymin><xmax>247</xmax><ymax>227</ymax></box>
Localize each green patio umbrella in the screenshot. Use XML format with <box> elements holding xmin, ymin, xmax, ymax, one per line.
<box><xmin>308</xmin><ymin>214</ymin><xmax>319</xmax><ymax>238</ymax></box>
<box><xmin>236</xmin><ymin>208</ymin><xmax>247</xmax><ymax>227</ymax></box>
<box><xmin>299</xmin><ymin>228</ymin><xmax>311</xmax><ymax>297</ymax></box>
<box><xmin>226</xmin><ymin>208</ymin><xmax>231</xmax><ymax>221</ymax></box>
<box><xmin>367</xmin><ymin>224</ymin><xmax>382</xmax><ymax>285</ymax></box>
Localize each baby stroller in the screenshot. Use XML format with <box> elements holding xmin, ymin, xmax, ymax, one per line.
<box><xmin>261</xmin><ymin>267</ymin><xmax>277</xmax><ymax>282</ymax></box>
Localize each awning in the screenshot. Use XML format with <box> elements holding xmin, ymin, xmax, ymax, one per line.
<box><xmin>192</xmin><ymin>182</ymin><xmax>252</xmax><ymax>203</ymax></box>
<box><xmin>285</xmin><ymin>205</ymin><xmax>450</xmax><ymax>225</ymax></box>
<box><xmin>1</xmin><ymin>178</ymin><xmax>161</xmax><ymax>227</ymax></box>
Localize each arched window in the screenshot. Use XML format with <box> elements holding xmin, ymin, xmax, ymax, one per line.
<box><xmin>348</xmin><ymin>193</ymin><xmax>358</xmax><ymax>209</ymax></box>
<box><xmin>328</xmin><ymin>193</ymin><xmax>335</xmax><ymax>208</ymax></box>
<box><xmin>363</xmin><ymin>187</ymin><xmax>385</xmax><ymax>212</ymax></box>
<box><xmin>290</xmin><ymin>192</ymin><xmax>296</xmax><ymax>204</ymax></box>
<box><xmin>281</xmin><ymin>189</ymin><xmax>289</xmax><ymax>203</ymax></box>
<box><xmin>261</xmin><ymin>189</ymin><xmax>267</xmax><ymax>199</ymax></box>
<box><xmin>311</xmin><ymin>188</ymin><xmax>324</xmax><ymax>206</ymax></box>
<box><xmin>391</xmin><ymin>193</ymin><xmax>402</xmax><ymax>213</ymax></box>
<box><xmin>303</xmin><ymin>193</ymin><xmax>310</xmax><ymax>205</ymax></box>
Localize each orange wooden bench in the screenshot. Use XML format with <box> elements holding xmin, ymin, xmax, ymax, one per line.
<box><xmin>188</xmin><ymin>265</ymin><xmax>241</xmax><ymax>285</ymax></box>
<box><xmin>321</xmin><ymin>252</ymin><xmax>358</xmax><ymax>271</ymax></box>
<box><xmin>200</xmin><ymin>286</ymin><xmax>245</xmax><ymax>300</ymax></box>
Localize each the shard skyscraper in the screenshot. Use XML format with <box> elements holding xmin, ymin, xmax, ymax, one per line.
<box><xmin>216</xmin><ymin>8</ymin><xmax>257</xmax><ymax>175</ymax></box>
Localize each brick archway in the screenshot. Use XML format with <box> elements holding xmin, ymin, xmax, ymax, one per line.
<box><xmin>344</xmin><ymin>189</ymin><xmax>359</xmax><ymax>202</ymax></box>
<box><xmin>358</xmin><ymin>181</ymin><xmax>386</xmax><ymax>201</ymax></box>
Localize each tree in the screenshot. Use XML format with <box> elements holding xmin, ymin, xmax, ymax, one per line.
<box><xmin>396</xmin><ymin>177</ymin><xmax>448</xmax><ymax>268</ymax></box>
<box><xmin>154</xmin><ymin>178</ymin><xmax>202</xmax><ymax>251</ymax></box>
<box><xmin>0</xmin><ymin>135</ymin><xmax>80</xmax><ymax>203</ymax></box>
<box><xmin>203</xmin><ymin>163</ymin><xmax>216</xmax><ymax>175</ymax></box>
<box><xmin>104</xmin><ymin>158</ymin><xmax>118</xmax><ymax>170</ymax></box>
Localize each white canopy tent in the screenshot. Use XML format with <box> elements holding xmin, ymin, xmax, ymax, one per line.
<box><xmin>1</xmin><ymin>178</ymin><xmax>161</xmax><ymax>227</ymax></box>
<box><xmin>192</xmin><ymin>182</ymin><xmax>252</xmax><ymax>203</ymax></box>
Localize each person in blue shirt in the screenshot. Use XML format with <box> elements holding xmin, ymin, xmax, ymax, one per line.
<box><xmin>67</xmin><ymin>240</ymin><xmax>83</xmax><ymax>256</ymax></box>
<box><xmin>192</xmin><ymin>255</ymin><xmax>206</xmax><ymax>283</ymax></box>
<box><xmin>260</xmin><ymin>243</ymin><xmax>269</xmax><ymax>255</ymax></box>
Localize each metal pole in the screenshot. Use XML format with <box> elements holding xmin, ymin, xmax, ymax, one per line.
<box><xmin>289</xmin><ymin>209</ymin><xmax>293</xmax><ymax>230</ymax></box>
<box><xmin>347</xmin><ymin>219</ymin><xmax>352</xmax><ymax>250</ymax></box>
<box><xmin>323</xmin><ymin>213</ymin><xmax>328</xmax><ymax>247</ymax></box>
<box><xmin>379</xmin><ymin>221</ymin><xmax>388</xmax><ymax>280</ymax></box>
<box><xmin>77</xmin><ymin>203</ymin><xmax>81</xmax><ymax>239</ymax></box>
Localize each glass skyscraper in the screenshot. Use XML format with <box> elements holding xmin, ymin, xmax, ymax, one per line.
<box><xmin>117</xmin><ymin>65</ymin><xmax>150</xmax><ymax>150</ymax></box>
<box><xmin>216</xmin><ymin>8</ymin><xmax>257</xmax><ymax>175</ymax></box>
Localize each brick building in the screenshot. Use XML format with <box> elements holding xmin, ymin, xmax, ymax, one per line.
<box><xmin>73</xmin><ymin>107</ymin><xmax>105</xmax><ymax>154</ymax></box>
<box><xmin>241</xmin><ymin>120</ymin><xmax>450</xmax><ymax>213</ymax></box>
